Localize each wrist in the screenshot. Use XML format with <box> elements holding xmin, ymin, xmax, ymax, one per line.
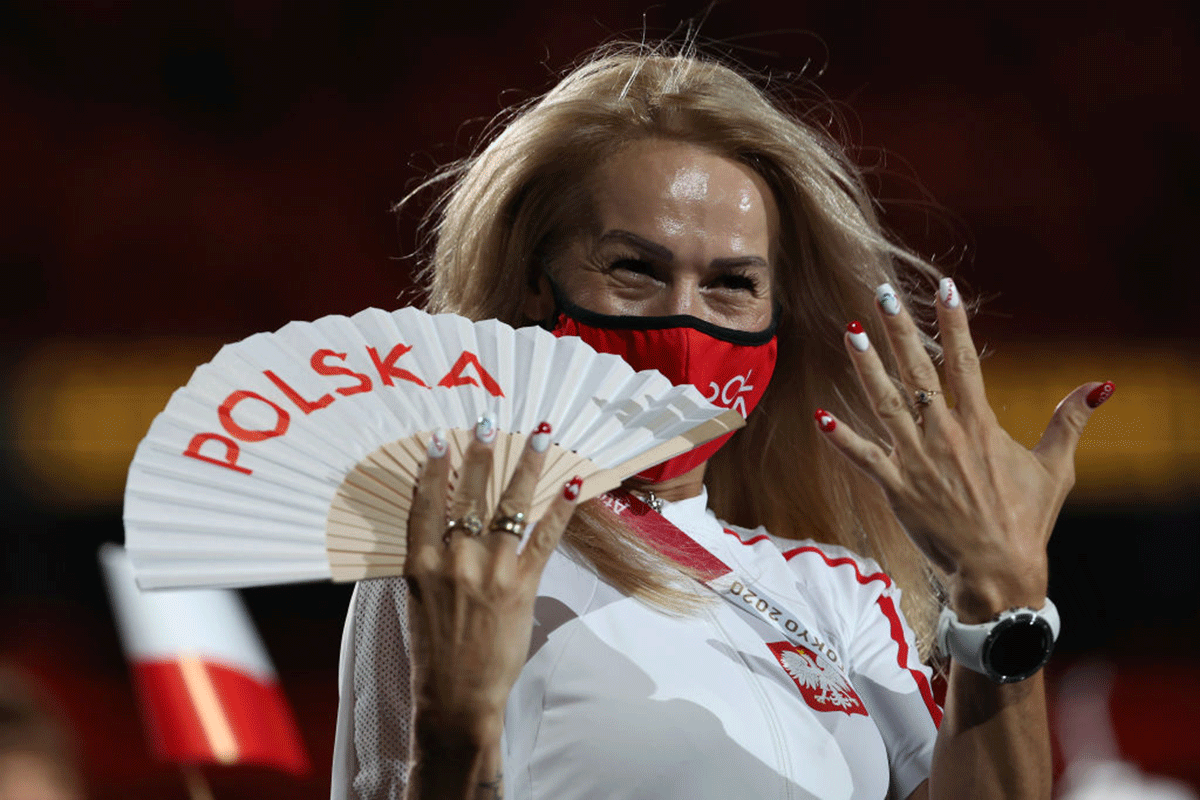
<box><xmin>949</xmin><ymin>559</ymin><xmax>1048</xmax><ymax>624</ymax></box>
<box><xmin>417</xmin><ymin>709</ymin><xmax>505</xmax><ymax>752</ymax></box>
<box><xmin>416</xmin><ymin>712</ymin><xmax>505</xmax><ymax>800</ymax></box>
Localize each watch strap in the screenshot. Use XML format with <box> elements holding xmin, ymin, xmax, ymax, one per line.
<box><xmin>937</xmin><ymin>597</ymin><xmax>1061</xmax><ymax>683</ymax></box>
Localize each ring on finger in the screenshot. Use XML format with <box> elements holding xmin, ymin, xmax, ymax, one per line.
<box><xmin>443</xmin><ymin>511</ymin><xmax>485</xmax><ymax>545</ymax></box>
<box><xmin>913</xmin><ymin>387</ymin><xmax>939</xmax><ymax>406</ymax></box>
<box><xmin>488</xmin><ymin>512</ymin><xmax>527</xmax><ymax>539</ymax></box>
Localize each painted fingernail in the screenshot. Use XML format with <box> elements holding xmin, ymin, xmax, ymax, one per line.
<box><xmin>814</xmin><ymin>409</ymin><xmax>837</xmax><ymax>433</ymax></box>
<box><xmin>531</xmin><ymin>421</ymin><xmax>553</xmax><ymax>453</ymax></box>
<box><xmin>427</xmin><ymin>428</ymin><xmax>448</xmax><ymax>458</ymax></box>
<box><xmin>876</xmin><ymin>283</ymin><xmax>901</xmax><ymax>316</ymax></box>
<box><xmin>475</xmin><ymin>413</ymin><xmax>497</xmax><ymax>444</ymax></box>
<box><xmin>563</xmin><ymin>476</ymin><xmax>583</xmax><ymax>502</ymax></box>
<box><xmin>1086</xmin><ymin>381</ymin><xmax>1115</xmax><ymax>409</ymax></box>
<box><xmin>846</xmin><ymin>321</ymin><xmax>870</xmax><ymax>352</ymax></box>
<box><xmin>938</xmin><ymin>277</ymin><xmax>960</xmax><ymax>309</ymax></box>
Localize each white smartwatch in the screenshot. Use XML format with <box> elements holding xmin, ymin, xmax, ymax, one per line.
<box><xmin>937</xmin><ymin>598</ymin><xmax>1060</xmax><ymax>684</ymax></box>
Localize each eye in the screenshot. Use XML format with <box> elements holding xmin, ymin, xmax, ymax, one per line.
<box><xmin>609</xmin><ymin>258</ymin><xmax>655</xmax><ymax>277</ymax></box>
<box><xmin>714</xmin><ymin>272</ymin><xmax>761</xmax><ymax>292</ymax></box>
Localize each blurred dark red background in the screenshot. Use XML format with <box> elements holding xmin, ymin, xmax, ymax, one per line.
<box><xmin>1</xmin><ymin>2</ymin><xmax>1197</xmax><ymax>797</ymax></box>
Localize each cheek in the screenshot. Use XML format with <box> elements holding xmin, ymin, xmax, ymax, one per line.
<box><xmin>552</xmin><ymin>266</ymin><xmax>621</xmax><ymax>315</ymax></box>
<box><xmin>742</xmin><ymin>301</ymin><xmax>775</xmax><ymax>333</ymax></box>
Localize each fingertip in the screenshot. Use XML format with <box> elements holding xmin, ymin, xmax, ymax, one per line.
<box><xmin>530</xmin><ymin>421</ymin><xmax>553</xmax><ymax>453</ymax></box>
<box><xmin>875</xmin><ymin>283</ymin><xmax>901</xmax><ymax>316</ymax></box>
<box><xmin>540</xmin><ymin>476</ymin><xmax>582</xmax><ymax>533</ymax></box>
<box><xmin>562</xmin><ymin>475</ymin><xmax>583</xmax><ymax>503</ymax></box>
<box><xmin>520</xmin><ymin>476</ymin><xmax>581</xmax><ymax>565</ymax></box>
<box><xmin>1085</xmin><ymin>380</ymin><xmax>1115</xmax><ymax>409</ymax></box>
<box><xmin>814</xmin><ymin>408</ymin><xmax>837</xmax><ymax>433</ymax></box>
<box><xmin>420</xmin><ymin>429</ymin><xmax>451</xmax><ymax>481</ymax></box>
<box><xmin>426</xmin><ymin>428</ymin><xmax>448</xmax><ymax>459</ymax></box>
<box><xmin>1037</xmin><ymin>381</ymin><xmax>1110</xmax><ymax>463</ymax></box>
<box><xmin>845</xmin><ymin>321</ymin><xmax>870</xmax><ymax>353</ymax></box>
<box><xmin>474</xmin><ymin>412</ymin><xmax>498</xmax><ymax>445</ymax></box>
<box><xmin>937</xmin><ymin>277</ymin><xmax>961</xmax><ymax>310</ymax></box>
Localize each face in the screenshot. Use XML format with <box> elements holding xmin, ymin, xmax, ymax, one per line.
<box><xmin>531</xmin><ymin>139</ymin><xmax>778</xmax><ymax>332</ymax></box>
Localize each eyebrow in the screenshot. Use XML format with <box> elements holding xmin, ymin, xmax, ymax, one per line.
<box><xmin>598</xmin><ymin>229</ymin><xmax>769</xmax><ymax>271</ymax></box>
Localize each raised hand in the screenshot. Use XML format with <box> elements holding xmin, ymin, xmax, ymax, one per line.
<box><xmin>404</xmin><ymin>415</ymin><xmax>579</xmax><ymax>798</ymax></box>
<box><xmin>814</xmin><ymin>279</ymin><xmax>1113</xmax><ymax>622</ymax></box>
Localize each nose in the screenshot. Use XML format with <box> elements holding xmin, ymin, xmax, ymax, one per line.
<box><xmin>656</xmin><ymin>282</ymin><xmax>699</xmax><ymax>319</ymax></box>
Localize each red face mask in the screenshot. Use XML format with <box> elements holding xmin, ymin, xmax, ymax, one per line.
<box><xmin>547</xmin><ymin>286</ymin><xmax>778</xmax><ymax>483</ymax></box>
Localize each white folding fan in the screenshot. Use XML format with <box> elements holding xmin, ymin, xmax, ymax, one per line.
<box><xmin>124</xmin><ymin>307</ymin><xmax>745</xmax><ymax>590</ymax></box>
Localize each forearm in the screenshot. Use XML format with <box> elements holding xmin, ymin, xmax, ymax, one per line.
<box><xmin>416</xmin><ymin>717</ymin><xmax>506</xmax><ymax>800</ymax></box>
<box><xmin>928</xmin><ymin>663</ymin><xmax>1051</xmax><ymax>800</ymax></box>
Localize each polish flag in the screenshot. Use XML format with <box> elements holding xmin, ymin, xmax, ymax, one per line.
<box><xmin>99</xmin><ymin>543</ymin><xmax>309</xmax><ymax>774</ymax></box>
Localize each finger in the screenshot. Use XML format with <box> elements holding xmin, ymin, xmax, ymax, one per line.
<box><xmin>1034</xmin><ymin>380</ymin><xmax>1115</xmax><ymax>471</ymax></box>
<box><xmin>518</xmin><ymin>475</ymin><xmax>581</xmax><ymax>576</ymax></box>
<box><xmin>486</xmin><ymin>421</ymin><xmax>553</xmax><ymax>557</ymax></box>
<box><xmin>448</xmin><ymin>413</ymin><xmax>498</xmax><ymax>540</ymax></box>
<box><xmin>874</xmin><ymin>282</ymin><xmax>948</xmax><ymax>420</ymax></box>
<box><xmin>934</xmin><ymin>278</ymin><xmax>991</xmax><ymax>422</ymax></box>
<box><xmin>813</xmin><ymin>408</ymin><xmax>903</xmax><ymax>493</ymax></box>
<box><xmin>406</xmin><ymin>428</ymin><xmax>451</xmax><ymax>574</ymax></box>
<box><xmin>844</xmin><ymin>318</ymin><xmax>922</xmax><ymax>450</ymax></box>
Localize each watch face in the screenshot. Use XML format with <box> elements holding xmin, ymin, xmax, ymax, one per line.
<box><xmin>983</xmin><ymin>613</ymin><xmax>1055</xmax><ymax>683</ymax></box>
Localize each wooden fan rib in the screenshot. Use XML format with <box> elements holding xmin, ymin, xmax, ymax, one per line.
<box><xmin>326</xmin><ymin>540</ymin><xmax>407</xmax><ymax>557</ymax></box>
<box><xmin>323</xmin><ymin>517</ymin><xmax>400</xmax><ymax>548</ymax></box>
<box><xmin>325</xmin><ymin>501</ymin><xmax>403</xmax><ymax>531</ymax></box>
<box><xmin>328</xmin><ymin>561</ymin><xmax>407</xmax><ymax>582</ymax></box>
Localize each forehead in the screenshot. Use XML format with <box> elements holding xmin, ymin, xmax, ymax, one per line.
<box><xmin>586</xmin><ymin>139</ymin><xmax>778</xmax><ymax>252</ymax></box>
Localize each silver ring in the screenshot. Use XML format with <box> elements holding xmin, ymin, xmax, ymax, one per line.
<box><xmin>488</xmin><ymin>512</ymin><xmax>526</xmax><ymax>539</ymax></box>
<box><xmin>444</xmin><ymin>511</ymin><xmax>484</xmax><ymax>545</ymax></box>
<box><xmin>913</xmin><ymin>388</ymin><xmax>939</xmax><ymax>406</ymax></box>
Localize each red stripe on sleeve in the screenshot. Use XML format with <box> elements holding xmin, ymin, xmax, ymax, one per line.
<box><xmin>782</xmin><ymin>545</ymin><xmax>893</xmax><ymax>587</ymax></box>
<box><xmin>721</xmin><ymin>527</ymin><xmax>772</xmax><ymax>546</ymax></box>
<box><xmin>875</xmin><ymin>594</ymin><xmax>943</xmax><ymax>727</ymax></box>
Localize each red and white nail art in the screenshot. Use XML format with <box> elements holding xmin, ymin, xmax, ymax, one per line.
<box><xmin>427</xmin><ymin>428</ymin><xmax>448</xmax><ymax>458</ymax></box>
<box><xmin>475</xmin><ymin>413</ymin><xmax>497</xmax><ymax>444</ymax></box>
<box><xmin>563</xmin><ymin>476</ymin><xmax>583</xmax><ymax>501</ymax></box>
<box><xmin>814</xmin><ymin>409</ymin><xmax>836</xmax><ymax>433</ymax></box>
<box><xmin>876</xmin><ymin>283</ymin><xmax>901</xmax><ymax>316</ymax></box>
<box><xmin>1086</xmin><ymin>380</ymin><xmax>1115</xmax><ymax>409</ymax></box>
<box><xmin>938</xmin><ymin>277</ymin><xmax>960</xmax><ymax>309</ymax></box>
<box><xmin>531</xmin><ymin>421</ymin><xmax>553</xmax><ymax>453</ymax></box>
<box><xmin>846</xmin><ymin>321</ymin><xmax>870</xmax><ymax>352</ymax></box>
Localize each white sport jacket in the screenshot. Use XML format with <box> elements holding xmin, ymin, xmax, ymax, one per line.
<box><xmin>332</xmin><ymin>489</ymin><xmax>939</xmax><ymax>800</ymax></box>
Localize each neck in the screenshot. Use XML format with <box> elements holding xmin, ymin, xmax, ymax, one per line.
<box><xmin>622</xmin><ymin>462</ymin><xmax>707</xmax><ymax>505</ymax></box>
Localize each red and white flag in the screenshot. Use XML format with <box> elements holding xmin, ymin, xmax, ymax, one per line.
<box><xmin>99</xmin><ymin>543</ymin><xmax>309</xmax><ymax>774</ymax></box>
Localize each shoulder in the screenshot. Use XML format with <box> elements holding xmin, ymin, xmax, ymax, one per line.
<box><xmin>725</xmin><ymin>520</ymin><xmax>890</xmax><ymax>581</ymax></box>
<box><xmin>775</xmin><ymin>539</ymin><xmax>892</xmax><ymax>590</ymax></box>
<box><xmin>722</xmin><ymin>520</ymin><xmax>894</xmax><ymax>599</ymax></box>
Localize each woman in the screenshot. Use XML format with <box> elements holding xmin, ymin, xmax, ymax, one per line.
<box><xmin>332</xmin><ymin>46</ymin><xmax>1112</xmax><ymax>800</ymax></box>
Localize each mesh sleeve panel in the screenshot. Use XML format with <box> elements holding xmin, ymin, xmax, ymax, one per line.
<box><xmin>346</xmin><ymin>576</ymin><xmax>418</xmax><ymax>800</ymax></box>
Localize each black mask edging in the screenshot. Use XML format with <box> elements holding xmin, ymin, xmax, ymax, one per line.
<box><xmin>539</xmin><ymin>277</ymin><xmax>780</xmax><ymax>346</ymax></box>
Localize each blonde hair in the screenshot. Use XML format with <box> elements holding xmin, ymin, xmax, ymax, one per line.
<box><xmin>410</xmin><ymin>45</ymin><xmax>947</xmax><ymax>657</ymax></box>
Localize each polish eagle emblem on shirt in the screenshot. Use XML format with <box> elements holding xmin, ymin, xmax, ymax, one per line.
<box><xmin>766</xmin><ymin>640</ymin><xmax>868</xmax><ymax>716</ymax></box>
